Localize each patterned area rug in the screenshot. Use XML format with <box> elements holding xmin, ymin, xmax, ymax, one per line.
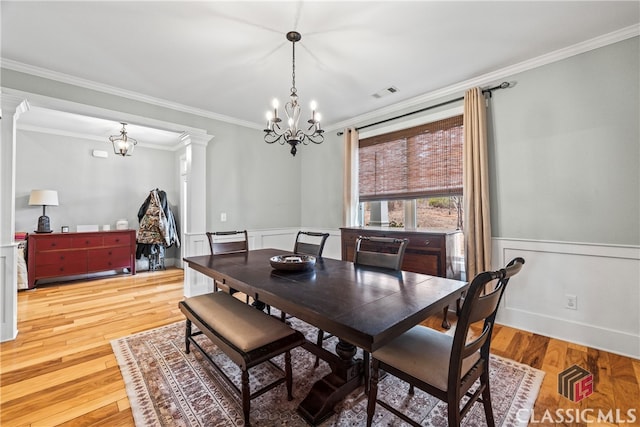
<box><xmin>112</xmin><ymin>315</ymin><xmax>544</xmax><ymax>426</ymax></box>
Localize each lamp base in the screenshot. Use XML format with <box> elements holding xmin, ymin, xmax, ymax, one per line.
<box><xmin>35</xmin><ymin>215</ymin><xmax>53</xmax><ymax>233</ymax></box>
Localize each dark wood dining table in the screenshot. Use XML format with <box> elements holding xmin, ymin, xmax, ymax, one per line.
<box><xmin>183</xmin><ymin>248</ymin><xmax>468</xmax><ymax>425</ymax></box>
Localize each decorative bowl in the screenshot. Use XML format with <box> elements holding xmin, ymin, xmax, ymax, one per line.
<box><xmin>269</xmin><ymin>254</ymin><xmax>316</xmax><ymax>271</ymax></box>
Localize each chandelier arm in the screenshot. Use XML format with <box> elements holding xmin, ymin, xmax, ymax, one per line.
<box><xmin>264</xmin><ymin>132</ymin><xmax>287</xmax><ymax>145</ymax></box>
<box><xmin>306</xmin><ymin>133</ymin><xmax>325</xmax><ymax>145</ymax></box>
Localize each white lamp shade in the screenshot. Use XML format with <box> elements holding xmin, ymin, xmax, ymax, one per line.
<box><xmin>29</xmin><ymin>190</ymin><xmax>59</xmax><ymax>206</ymax></box>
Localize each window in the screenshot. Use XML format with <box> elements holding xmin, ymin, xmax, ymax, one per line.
<box><xmin>358</xmin><ymin>115</ymin><xmax>463</xmax><ymax>229</ymax></box>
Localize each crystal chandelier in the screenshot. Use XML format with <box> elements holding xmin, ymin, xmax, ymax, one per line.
<box><xmin>109</xmin><ymin>122</ymin><xmax>137</xmax><ymax>156</ymax></box>
<box><xmin>264</xmin><ymin>31</ymin><xmax>324</xmax><ymax>156</ymax></box>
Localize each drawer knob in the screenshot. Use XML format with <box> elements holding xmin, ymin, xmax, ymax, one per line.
<box><xmin>424</xmin><ymin>240</ymin><xmax>430</xmax><ymax>246</ymax></box>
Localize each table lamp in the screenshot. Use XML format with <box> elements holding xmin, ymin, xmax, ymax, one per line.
<box><xmin>29</xmin><ymin>190</ymin><xmax>59</xmax><ymax>233</ymax></box>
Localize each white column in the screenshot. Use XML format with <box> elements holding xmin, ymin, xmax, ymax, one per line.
<box><xmin>1</xmin><ymin>93</ymin><xmax>29</xmax><ymax>341</ymax></box>
<box><xmin>179</xmin><ymin>132</ymin><xmax>214</xmax><ymax>297</ymax></box>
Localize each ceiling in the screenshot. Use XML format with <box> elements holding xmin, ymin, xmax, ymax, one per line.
<box><xmin>2</xmin><ymin>1</ymin><xmax>639</xmax><ymax>146</ymax></box>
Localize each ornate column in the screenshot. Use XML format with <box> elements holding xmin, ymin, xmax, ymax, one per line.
<box><xmin>1</xmin><ymin>92</ymin><xmax>29</xmax><ymax>341</ymax></box>
<box><xmin>179</xmin><ymin>131</ymin><xmax>213</xmax><ymax>297</ymax></box>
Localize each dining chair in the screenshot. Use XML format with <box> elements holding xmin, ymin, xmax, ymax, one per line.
<box><xmin>205</xmin><ymin>230</ymin><xmax>251</xmax><ymax>303</ymax></box>
<box><xmin>366</xmin><ymin>257</ymin><xmax>525</xmax><ymax>427</ymax></box>
<box><xmin>293</xmin><ymin>230</ymin><xmax>330</xmax><ymax>258</ymax></box>
<box><xmin>354</xmin><ymin>236</ymin><xmax>409</xmax><ymax>271</ymax></box>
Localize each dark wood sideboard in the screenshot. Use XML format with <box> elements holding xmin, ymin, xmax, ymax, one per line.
<box><xmin>26</xmin><ymin>230</ymin><xmax>136</xmax><ymax>289</ymax></box>
<box><xmin>340</xmin><ymin>227</ymin><xmax>463</xmax><ymax>279</ymax></box>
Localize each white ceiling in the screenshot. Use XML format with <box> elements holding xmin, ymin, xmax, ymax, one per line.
<box><xmin>2</xmin><ymin>1</ymin><xmax>639</xmax><ymax>146</ymax></box>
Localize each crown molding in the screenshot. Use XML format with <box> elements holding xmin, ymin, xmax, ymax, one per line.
<box><xmin>17</xmin><ymin>124</ymin><xmax>185</xmax><ymax>151</ymax></box>
<box><xmin>1</xmin><ymin>59</ymin><xmax>261</xmax><ymax>130</ymax></box>
<box><xmin>327</xmin><ymin>24</ymin><xmax>640</xmax><ymax>132</ymax></box>
<box><xmin>3</xmin><ymin>24</ymin><xmax>638</xmax><ymax>133</ymax></box>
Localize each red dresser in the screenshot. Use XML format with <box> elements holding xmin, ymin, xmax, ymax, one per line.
<box><xmin>26</xmin><ymin>230</ymin><xmax>136</xmax><ymax>289</ymax></box>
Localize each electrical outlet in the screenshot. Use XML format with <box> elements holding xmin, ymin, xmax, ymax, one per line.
<box><xmin>565</xmin><ymin>294</ymin><xmax>577</xmax><ymax>310</ymax></box>
<box><xmin>220</xmin><ymin>212</ymin><xmax>227</xmax><ymax>222</ymax></box>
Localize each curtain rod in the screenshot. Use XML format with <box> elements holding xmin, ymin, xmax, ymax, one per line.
<box><xmin>337</xmin><ymin>81</ymin><xmax>511</xmax><ymax>136</ymax></box>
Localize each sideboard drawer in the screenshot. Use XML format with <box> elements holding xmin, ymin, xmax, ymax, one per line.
<box><xmin>36</xmin><ymin>249</ymin><xmax>87</xmax><ymax>266</ymax></box>
<box><xmin>36</xmin><ymin>260</ymin><xmax>87</xmax><ymax>278</ymax></box>
<box><xmin>88</xmin><ymin>247</ymin><xmax>132</xmax><ymax>271</ymax></box>
<box><xmin>36</xmin><ymin>236</ymin><xmax>73</xmax><ymax>250</ymax></box>
<box><xmin>103</xmin><ymin>234</ymin><xmax>131</xmax><ymax>246</ymax></box>
<box><xmin>72</xmin><ymin>236</ymin><xmax>104</xmax><ymax>248</ymax></box>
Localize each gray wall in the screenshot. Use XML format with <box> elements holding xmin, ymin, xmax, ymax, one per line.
<box><xmin>15</xmin><ymin>130</ymin><xmax>178</xmax><ymax>238</ymax></box>
<box><xmin>206</xmin><ymin>121</ymin><xmax>302</xmax><ymax>231</ymax></box>
<box><xmin>489</xmin><ymin>37</ymin><xmax>639</xmax><ymax>245</ymax></box>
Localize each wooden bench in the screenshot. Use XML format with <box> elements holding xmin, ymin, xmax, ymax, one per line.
<box><xmin>179</xmin><ymin>292</ymin><xmax>305</xmax><ymax>425</ymax></box>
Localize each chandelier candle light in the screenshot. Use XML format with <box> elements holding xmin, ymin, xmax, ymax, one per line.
<box><xmin>109</xmin><ymin>122</ymin><xmax>138</xmax><ymax>157</ymax></box>
<box><xmin>264</xmin><ymin>31</ymin><xmax>324</xmax><ymax>156</ymax></box>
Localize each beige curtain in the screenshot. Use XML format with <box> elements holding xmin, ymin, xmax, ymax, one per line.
<box><xmin>343</xmin><ymin>128</ymin><xmax>359</xmax><ymax>226</ymax></box>
<box><xmin>463</xmin><ymin>87</ymin><xmax>492</xmax><ymax>279</ymax></box>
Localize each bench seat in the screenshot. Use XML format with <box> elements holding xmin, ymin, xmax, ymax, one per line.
<box><xmin>179</xmin><ymin>292</ymin><xmax>305</xmax><ymax>425</ymax></box>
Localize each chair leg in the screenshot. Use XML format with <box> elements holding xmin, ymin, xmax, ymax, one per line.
<box><xmin>185</xmin><ymin>319</ymin><xmax>191</xmax><ymax>354</ymax></box>
<box><xmin>447</xmin><ymin>393</ymin><xmax>462</xmax><ymax>427</ymax></box>
<box><xmin>366</xmin><ymin>359</ymin><xmax>380</xmax><ymax>427</ymax></box>
<box><xmin>408</xmin><ymin>384</ymin><xmax>415</xmax><ymax>395</ymax></box>
<box><xmin>241</xmin><ymin>369</ymin><xmax>250</xmax><ymax>425</ymax></box>
<box><xmin>314</xmin><ymin>330</ymin><xmax>324</xmax><ymax>367</ymax></box>
<box><xmin>285</xmin><ymin>350</ymin><xmax>294</xmax><ymax>400</ymax></box>
<box><xmin>481</xmin><ymin>370</ymin><xmax>496</xmax><ymax>427</ymax></box>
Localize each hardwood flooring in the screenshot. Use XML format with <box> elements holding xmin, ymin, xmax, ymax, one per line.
<box><xmin>1</xmin><ymin>269</ymin><xmax>638</xmax><ymax>426</ymax></box>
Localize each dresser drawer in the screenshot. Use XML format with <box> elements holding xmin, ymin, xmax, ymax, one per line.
<box><xmin>403</xmin><ymin>250</ymin><xmax>440</xmax><ymax>276</ymax></box>
<box><xmin>36</xmin><ymin>236</ymin><xmax>73</xmax><ymax>250</ymax></box>
<box><xmin>36</xmin><ymin>261</ymin><xmax>87</xmax><ymax>278</ymax></box>
<box><xmin>36</xmin><ymin>250</ymin><xmax>87</xmax><ymax>266</ymax></box>
<box><xmin>87</xmin><ymin>247</ymin><xmax>132</xmax><ymax>271</ymax></box>
<box><xmin>72</xmin><ymin>236</ymin><xmax>104</xmax><ymax>248</ymax></box>
<box><xmin>103</xmin><ymin>233</ymin><xmax>131</xmax><ymax>246</ymax></box>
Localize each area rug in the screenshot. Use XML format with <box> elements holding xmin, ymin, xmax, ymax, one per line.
<box><xmin>112</xmin><ymin>315</ymin><xmax>544</xmax><ymax>426</ymax></box>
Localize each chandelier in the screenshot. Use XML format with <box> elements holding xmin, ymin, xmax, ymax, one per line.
<box><xmin>264</xmin><ymin>31</ymin><xmax>324</xmax><ymax>156</ymax></box>
<box><xmin>109</xmin><ymin>122</ymin><xmax>137</xmax><ymax>156</ymax></box>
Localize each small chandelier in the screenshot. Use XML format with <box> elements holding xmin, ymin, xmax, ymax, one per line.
<box><xmin>264</xmin><ymin>31</ymin><xmax>324</xmax><ymax>156</ymax></box>
<box><xmin>109</xmin><ymin>122</ymin><xmax>137</xmax><ymax>156</ymax></box>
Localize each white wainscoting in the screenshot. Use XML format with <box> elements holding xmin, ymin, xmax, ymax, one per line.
<box><xmin>493</xmin><ymin>238</ymin><xmax>640</xmax><ymax>359</ymax></box>
<box><xmin>1</xmin><ymin>244</ymin><xmax>18</xmax><ymax>342</ymax></box>
<box><xmin>182</xmin><ymin>227</ymin><xmax>342</xmax><ymax>297</ymax></box>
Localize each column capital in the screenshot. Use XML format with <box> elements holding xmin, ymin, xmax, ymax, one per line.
<box><xmin>180</xmin><ymin>131</ymin><xmax>213</xmax><ymax>147</ymax></box>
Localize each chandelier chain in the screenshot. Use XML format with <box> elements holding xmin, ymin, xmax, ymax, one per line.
<box><xmin>291</xmin><ymin>40</ymin><xmax>296</xmax><ymax>95</ymax></box>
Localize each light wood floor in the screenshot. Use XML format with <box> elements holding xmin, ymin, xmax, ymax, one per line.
<box><xmin>1</xmin><ymin>269</ymin><xmax>638</xmax><ymax>426</ymax></box>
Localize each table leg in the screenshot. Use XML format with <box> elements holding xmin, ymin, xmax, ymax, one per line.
<box><xmin>441</xmin><ymin>304</ymin><xmax>451</xmax><ymax>329</ymax></box>
<box><xmin>297</xmin><ymin>338</ymin><xmax>363</xmax><ymax>425</ymax></box>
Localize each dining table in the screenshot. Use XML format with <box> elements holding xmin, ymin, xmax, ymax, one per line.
<box><xmin>183</xmin><ymin>248</ymin><xmax>468</xmax><ymax>425</ymax></box>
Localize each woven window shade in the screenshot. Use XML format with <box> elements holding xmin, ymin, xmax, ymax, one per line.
<box><xmin>359</xmin><ymin>115</ymin><xmax>463</xmax><ymax>201</ymax></box>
